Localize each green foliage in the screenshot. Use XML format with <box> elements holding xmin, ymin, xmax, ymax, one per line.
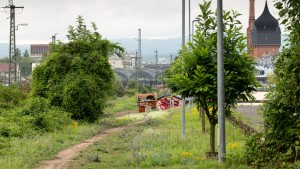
<box><xmin>0</xmin><ymin>110</ymin><xmax>33</xmax><ymax>137</ymax></box>
<box><xmin>0</xmin><ymin>57</ymin><xmax>9</xmax><ymax>63</ymax></box>
<box><xmin>20</xmin><ymin>49</ymin><xmax>32</xmax><ymax>77</ymax></box>
<box><xmin>21</xmin><ymin>97</ymin><xmax>71</xmax><ymax>132</ymax></box>
<box><xmin>274</xmin><ymin>0</ymin><xmax>300</xmax><ymax>45</ymax></box>
<box><xmin>0</xmin><ymin>97</ymin><xmax>71</xmax><ymax>138</ymax></box>
<box><xmin>31</xmin><ymin>16</ymin><xmax>123</xmax><ymax>122</ymax></box>
<box><xmin>165</xmin><ymin>0</ymin><xmax>258</xmax><ymax>152</ymax></box>
<box><xmin>125</xmin><ymin>80</ymin><xmax>138</xmax><ymax>96</ymax></box>
<box><xmin>113</xmin><ymin>76</ymin><xmax>125</xmax><ymax>97</ymax></box>
<box><xmin>245</xmin><ymin>46</ymin><xmax>300</xmax><ymax>167</ymax></box>
<box><xmin>0</xmin><ymin>84</ymin><xmax>27</xmax><ymax>109</ymax></box>
<box><xmin>245</xmin><ymin>0</ymin><xmax>300</xmax><ymax>167</ymax></box>
<box><xmin>140</xmin><ymin>85</ymin><xmax>154</xmax><ymax>94</ymax></box>
<box><xmin>127</xmin><ymin>80</ymin><xmax>138</xmax><ymax>89</ymax></box>
<box><xmin>125</xmin><ymin>80</ymin><xmax>157</xmax><ymax>96</ymax></box>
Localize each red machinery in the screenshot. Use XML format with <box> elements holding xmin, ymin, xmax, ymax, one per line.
<box><xmin>137</xmin><ymin>93</ymin><xmax>185</xmax><ymax>112</ymax></box>
<box><xmin>137</xmin><ymin>93</ymin><xmax>157</xmax><ymax>112</ymax></box>
<box><xmin>157</xmin><ymin>95</ymin><xmax>181</xmax><ymax>110</ymax></box>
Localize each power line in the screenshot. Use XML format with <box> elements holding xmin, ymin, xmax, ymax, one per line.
<box><xmin>0</xmin><ymin>16</ymin><xmax>9</xmax><ymax>23</ymax></box>
<box><xmin>2</xmin><ymin>0</ymin><xmax>24</xmax><ymax>85</ymax></box>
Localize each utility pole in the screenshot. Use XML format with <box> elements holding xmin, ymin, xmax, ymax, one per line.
<box><xmin>135</xmin><ymin>51</ymin><xmax>138</xmax><ymax>82</ymax></box>
<box><xmin>217</xmin><ymin>0</ymin><xmax>225</xmax><ymax>163</ymax></box>
<box><xmin>188</xmin><ymin>0</ymin><xmax>191</xmax><ymax>42</ymax></box>
<box><xmin>4</xmin><ymin>0</ymin><xmax>24</xmax><ymax>85</ymax></box>
<box><xmin>154</xmin><ymin>49</ymin><xmax>158</xmax><ymax>85</ymax></box>
<box><xmin>182</xmin><ymin>0</ymin><xmax>185</xmax><ymax>46</ymax></box>
<box><xmin>137</xmin><ymin>28</ymin><xmax>142</xmax><ymax>67</ymax></box>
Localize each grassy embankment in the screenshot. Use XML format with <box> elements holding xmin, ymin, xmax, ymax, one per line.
<box><xmin>69</xmin><ymin>107</ymin><xmax>251</xmax><ymax>169</ymax></box>
<box><xmin>0</xmin><ymin>96</ymin><xmax>137</xmax><ymax>169</ymax></box>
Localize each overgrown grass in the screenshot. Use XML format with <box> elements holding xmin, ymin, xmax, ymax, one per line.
<box><xmin>70</xmin><ymin>107</ymin><xmax>250</xmax><ymax>169</ymax></box>
<box><xmin>0</xmin><ymin>117</ymin><xmax>135</xmax><ymax>169</ymax></box>
<box><xmin>0</xmin><ymin>96</ymin><xmax>138</xmax><ymax>169</ymax></box>
<box><xmin>105</xmin><ymin>96</ymin><xmax>137</xmax><ymax>115</ymax></box>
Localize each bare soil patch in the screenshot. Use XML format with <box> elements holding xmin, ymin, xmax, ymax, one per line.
<box><xmin>36</xmin><ymin>115</ymin><xmax>144</xmax><ymax>169</ymax></box>
<box><xmin>115</xmin><ymin>110</ymin><xmax>138</xmax><ymax>117</ymax></box>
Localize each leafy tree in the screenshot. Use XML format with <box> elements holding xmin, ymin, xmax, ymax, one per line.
<box><xmin>275</xmin><ymin>0</ymin><xmax>300</xmax><ymax>45</ymax></box>
<box><xmin>23</xmin><ymin>49</ymin><xmax>29</xmax><ymax>58</ymax></box>
<box><xmin>165</xmin><ymin>0</ymin><xmax>258</xmax><ymax>153</ymax></box>
<box><xmin>20</xmin><ymin>49</ymin><xmax>32</xmax><ymax>77</ymax></box>
<box><xmin>125</xmin><ymin>80</ymin><xmax>139</xmax><ymax>96</ymax></box>
<box><xmin>0</xmin><ymin>57</ymin><xmax>9</xmax><ymax>63</ymax></box>
<box><xmin>113</xmin><ymin>76</ymin><xmax>125</xmax><ymax>97</ymax></box>
<box><xmin>31</xmin><ymin>16</ymin><xmax>123</xmax><ymax>122</ymax></box>
<box><xmin>245</xmin><ymin>0</ymin><xmax>300</xmax><ymax>167</ymax></box>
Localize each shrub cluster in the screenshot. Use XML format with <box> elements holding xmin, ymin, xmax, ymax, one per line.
<box><xmin>0</xmin><ymin>84</ymin><xmax>27</xmax><ymax>109</ymax></box>
<box><xmin>0</xmin><ymin>97</ymin><xmax>71</xmax><ymax>138</ymax></box>
<box><xmin>31</xmin><ymin>17</ymin><xmax>123</xmax><ymax>122</ymax></box>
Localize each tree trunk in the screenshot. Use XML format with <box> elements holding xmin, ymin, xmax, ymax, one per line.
<box><xmin>209</xmin><ymin>122</ymin><xmax>216</xmax><ymax>152</ymax></box>
<box><xmin>198</xmin><ymin>105</ymin><xmax>201</xmax><ymax>119</ymax></box>
<box><xmin>201</xmin><ymin>107</ymin><xmax>205</xmax><ymax>134</ymax></box>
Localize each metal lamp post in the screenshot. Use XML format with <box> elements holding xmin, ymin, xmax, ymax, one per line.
<box><xmin>15</xmin><ymin>23</ymin><xmax>28</xmax><ymax>30</ymax></box>
<box><xmin>15</xmin><ymin>23</ymin><xmax>28</xmax><ymax>83</ymax></box>
<box><xmin>217</xmin><ymin>0</ymin><xmax>225</xmax><ymax>163</ymax></box>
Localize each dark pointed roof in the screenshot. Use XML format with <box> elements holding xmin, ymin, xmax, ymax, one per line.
<box><xmin>254</xmin><ymin>1</ymin><xmax>279</xmax><ymax>31</ymax></box>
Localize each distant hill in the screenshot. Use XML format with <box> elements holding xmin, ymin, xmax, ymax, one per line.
<box><xmin>0</xmin><ymin>43</ymin><xmax>30</xmax><ymax>58</ymax></box>
<box><xmin>0</xmin><ymin>35</ymin><xmax>288</xmax><ymax>62</ymax></box>
<box><xmin>111</xmin><ymin>37</ymin><xmax>182</xmax><ymax>62</ymax></box>
<box><xmin>0</xmin><ymin>38</ymin><xmax>182</xmax><ymax>62</ymax></box>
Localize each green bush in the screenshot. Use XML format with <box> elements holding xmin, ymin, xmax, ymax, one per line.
<box><xmin>245</xmin><ymin>133</ymin><xmax>299</xmax><ymax>168</ymax></box>
<box><xmin>20</xmin><ymin>97</ymin><xmax>71</xmax><ymax>132</ymax></box>
<box><xmin>31</xmin><ymin>16</ymin><xmax>122</xmax><ymax>122</ymax></box>
<box><xmin>0</xmin><ymin>84</ymin><xmax>27</xmax><ymax>109</ymax></box>
<box><xmin>61</xmin><ymin>72</ymin><xmax>104</xmax><ymax>121</ymax></box>
<box><xmin>33</xmin><ymin>109</ymin><xmax>71</xmax><ymax>132</ymax></box>
<box><xmin>0</xmin><ymin>97</ymin><xmax>71</xmax><ymax>138</ymax></box>
<box><xmin>125</xmin><ymin>88</ymin><xmax>137</xmax><ymax>96</ymax></box>
<box><xmin>113</xmin><ymin>77</ymin><xmax>125</xmax><ymax>97</ymax></box>
<box><xmin>0</xmin><ymin>109</ymin><xmax>34</xmax><ymax>137</ymax></box>
<box><xmin>244</xmin><ymin>1</ymin><xmax>300</xmax><ymax>167</ymax></box>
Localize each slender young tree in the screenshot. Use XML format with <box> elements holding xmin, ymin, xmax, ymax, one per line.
<box><xmin>165</xmin><ymin>0</ymin><xmax>258</xmax><ymax>153</ymax></box>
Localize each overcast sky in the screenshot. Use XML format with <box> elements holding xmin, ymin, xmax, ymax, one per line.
<box><xmin>0</xmin><ymin>0</ymin><xmax>280</xmax><ymax>44</ymax></box>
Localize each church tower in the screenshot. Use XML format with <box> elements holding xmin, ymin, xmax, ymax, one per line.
<box><xmin>251</xmin><ymin>1</ymin><xmax>281</xmax><ymax>58</ymax></box>
<box><xmin>247</xmin><ymin>0</ymin><xmax>255</xmax><ymax>55</ymax></box>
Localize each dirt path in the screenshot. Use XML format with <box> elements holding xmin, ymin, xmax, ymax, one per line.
<box><xmin>37</xmin><ymin>114</ymin><xmax>145</xmax><ymax>169</ymax></box>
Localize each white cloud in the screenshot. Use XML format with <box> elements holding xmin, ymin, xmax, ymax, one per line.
<box><xmin>0</xmin><ymin>0</ymin><xmax>281</xmax><ymax>44</ymax></box>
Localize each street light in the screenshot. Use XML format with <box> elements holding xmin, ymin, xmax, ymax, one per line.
<box><xmin>15</xmin><ymin>23</ymin><xmax>28</xmax><ymax>83</ymax></box>
<box><xmin>15</xmin><ymin>23</ymin><xmax>28</xmax><ymax>30</ymax></box>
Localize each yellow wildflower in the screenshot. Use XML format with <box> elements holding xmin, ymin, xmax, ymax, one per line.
<box><xmin>228</xmin><ymin>142</ymin><xmax>241</xmax><ymax>150</ymax></box>
<box><xmin>180</xmin><ymin>151</ymin><xmax>193</xmax><ymax>157</ymax></box>
<box><xmin>71</xmin><ymin>120</ymin><xmax>78</xmax><ymax>128</ymax></box>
